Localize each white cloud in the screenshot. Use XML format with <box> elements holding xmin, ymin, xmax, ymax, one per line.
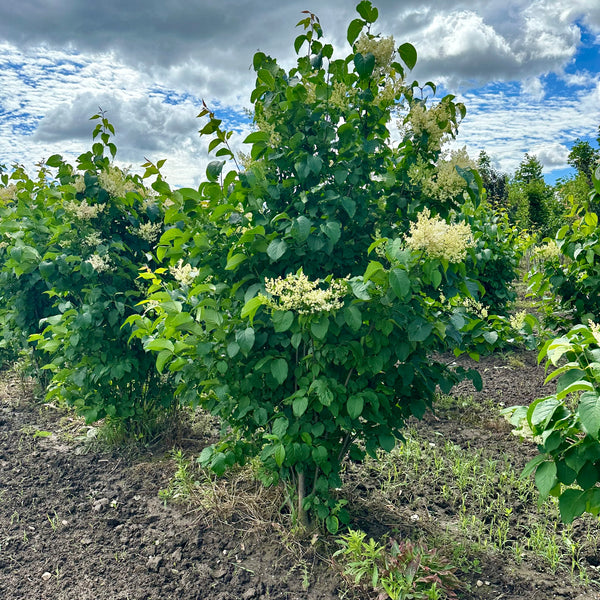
<box><xmin>520</xmin><ymin>77</ymin><xmax>545</xmax><ymax>100</ymax></box>
<box><xmin>0</xmin><ymin>1</ymin><xmax>599</xmax><ymax>186</ymax></box>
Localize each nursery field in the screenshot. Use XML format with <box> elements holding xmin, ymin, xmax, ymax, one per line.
<box><xmin>2</xmin><ymin>351</ymin><xmax>600</xmax><ymax>600</ymax></box>
<box><xmin>2</xmin><ymin>2</ymin><xmax>600</xmax><ymax>599</ymax></box>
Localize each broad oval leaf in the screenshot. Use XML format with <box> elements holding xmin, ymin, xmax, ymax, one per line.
<box><xmin>535</xmin><ymin>460</ymin><xmax>558</xmax><ymax>500</ymax></box>
<box><xmin>398</xmin><ymin>42</ymin><xmax>417</xmax><ymax>70</ymax></box>
<box><xmin>267</xmin><ymin>238</ymin><xmax>288</xmax><ymax>261</ymax></box>
<box><xmin>271</xmin><ymin>358</ymin><xmax>289</xmax><ymax>386</ymax></box>
<box><xmin>347</xmin><ymin>394</ymin><xmax>364</xmax><ymax>419</ymax></box>
<box><xmin>354</xmin><ymin>52</ymin><xmax>375</xmax><ymax>79</ymax></box>
<box><xmin>389</xmin><ymin>268</ymin><xmax>411</xmax><ymax>300</ymax></box>
<box><xmin>578</xmin><ymin>392</ymin><xmax>600</xmax><ymax>439</ymax></box>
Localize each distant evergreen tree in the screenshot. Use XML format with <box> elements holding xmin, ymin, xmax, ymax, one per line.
<box><xmin>476</xmin><ymin>150</ymin><xmax>508</xmax><ymax>208</ymax></box>
<box><xmin>508</xmin><ymin>153</ymin><xmax>558</xmax><ymax>237</ymax></box>
<box><xmin>567</xmin><ymin>139</ymin><xmax>599</xmax><ymax>186</ymax></box>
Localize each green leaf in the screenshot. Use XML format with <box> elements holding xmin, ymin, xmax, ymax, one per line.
<box><xmin>535</xmin><ymin>461</ymin><xmax>558</xmax><ymax>500</ymax></box>
<box><xmin>274</xmin><ymin>443</ymin><xmax>286</xmax><ymax>467</ymax></box>
<box><xmin>576</xmin><ymin>461</ymin><xmax>599</xmax><ymax>490</ymax></box>
<box><xmin>291</xmin><ymin>216</ymin><xmax>311</xmax><ymax>243</ymax></box>
<box><xmin>243</xmin><ymin>131</ymin><xmax>270</xmax><ymax>144</ymax></box>
<box><xmin>206</xmin><ymin>160</ymin><xmax>225</xmax><ymax>182</ymax></box>
<box><xmin>225</xmin><ymin>253</ymin><xmax>247</xmax><ymax>271</ymax></box>
<box><xmin>46</xmin><ymin>154</ymin><xmax>63</xmax><ymax>167</ymax></box>
<box><xmin>294</xmin><ymin>34</ymin><xmax>307</xmax><ymax>54</ymax></box>
<box><xmin>326</xmin><ymin>515</ymin><xmax>339</xmax><ymax>534</ymax></box>
<box><xmin>226</xmin><ymin>341</ymin><xmax>240</xmax><ymax>358</ymax></box>
<box><xmin>347</xmin><ymin>395</ymin><xmax>364</xmax><ymax>419</ymax></box>
<box><xmin>398</xmin><ymin>42</ymin><xmax>417</xmax><ymax>70</ymax></box>
<box><xmin>272</xmin><ymin>416</ymin><xmax>289</xmax><ymax>439</ymax></box>
<box><xmin>378</xmin><ymin>432</ymin><xmax>396</xmax><ymax>452</ymax></box>
<box><xmin>483</xmin><ymin>331</ymin><xmax>498</xmax><ymax>345</ymax></box>
<box><xmin>156</xmin><ymin>349</ymin><xmax>172</xmax><ymax>373</ymax></box>
<box><xmin>559</xmin><ymin>488</ymin><xmax>587</xmax><ymax>524</ymax></box>
<box><xmin>528</xmin><ymin>397</ymin><xmax>560</xmax><ymax>429</ymax></box>
<box><xmin>267</xmin><ymin>239</ymin><xmax>288</xmax><ymax>261</ymax></box>
<box><xmin>354</xmin><ymin>52</ymin><xmax>375</xmax><ymax>78</ymax></box>
<box><xmin>271</xmin><ymin>358</ymin><xmax>289</xmax><ymax>386</ymax></box>
<box><xmin>293</xmin><ymin>396</ymin><xmax>309</xmax><ymax>417</ymax></box>
<box><xmin>521</xmin><ymin>454</ymin><xmax>547</xmax><ymax>479</ymax></box>
<box><xmin>310</xmin><ymin>379</ymin><xmax>334</xmax><ymax>407</ymax></box>
<box><xmin>408</xmin><ymin>319</ymin><xmax>433</xmax><ymax>342</ymax></box>
<box><xmin>343</xmin><ymin>305</ymin><xmax>362</xmax><ymax>332</ymax></box>
<box><xmin>145</xmin><ymin>339</ymin><xmax>175</xmax><ymax>353</ymax></box>
<box><xmin>364</xmin><ymin>261</ymin><xmax>384</xmax><ymax>282</ymax></box>
<box><xmin>389</xmin><ymin>268</ymin><xmax>411</xmax><ymax>300</ymax></box>
<box><xmin>272</xmin><ymin>310</ymin><xmax>294</xmax><ymax>333</ymax></box>
<box><xmin>579</xmin><ymin>392</ymin><xmax>600</xmax><ymax>439</ymax></box>
<box><xmin>321</xmin><ymin>221</ymin><xmax>341</xmax><ymax>245</ymax></box>
<box><xmin>356</xmin><ymin>0</ymin><xmax>378</xmax><ymax>22</ymax></box>
<box><xmin>310</xmin><ymin>316</ymin><xmax>329</xmax><ymax>340</ymax></box>
<box><xmin>241</xmin><ymin>295</ymin><xmax>266</xmax><ymax>323</ymax></box>
<box><xmin>350</xmin><ymin>280</ymin><xmax>370</xmax><ymax>300</ymax></box>
<box><xmin>341</xmin><ymin>197</ymin><xmax>356</xmax><ymax>218</ymax></box>
<box><xmin>257</xmin><ymin>69</ymin><xmax>275</xmax><ymax>88</ymax></box>
<box><xmin>236</xmin><ymin>327</ymin><xmax>255</xmax><ymax>355</ymax></box>
<box><xmin>347</xmin><ymin>18</ymin><xmax>364</xmax><ymax>45</ymax></box>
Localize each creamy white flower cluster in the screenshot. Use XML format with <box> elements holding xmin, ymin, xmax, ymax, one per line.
<box><xmin>86</xmin><ymin>253</ymin><xmax>112</xmax><ymax>273</ymax></box>
<box><xmin>170</xmin><ymin>259</ymin><xmax>200</xmax><ymax>286</ymax></box>
<box><xmin>64</xmin><ymin>199</ymin><xmax>106</xmax><ymax>220</ymax></box>
<box><xmin>0</xmin><ymin>184</ymin><xmax>17</xmax><ymax>203</ymax></box>
<box><xmin>460</xmin><ymin>297</ymin><xmax>488</xmax><ymax>319</ymax></box>
<box><xmin>401</xmin><ymin>103</ymin><xmax>453</xmax><ymax>153</ymax></box>
<box><xmin>431</xmin><ymin>149</ymin><xmax>475</xmax><ymax>201</ymax></box>
<box><xmin>509</xmin><ymin>311</ymin><xmax>527</xmax><ymax>331</ymax></box>
<box><xmin>355</xmin><ymin>34</ymin><xmax>395</xmax><ymax>75</ymax></box>
<box><xmin>98</xmin><ymin>166</ymin><xmax>137</xmax><ymax>197</ymax></box>
<box><xmin>589</xmin><ymin>320</ymin><xmax>600</xmax><ymax>344</ymax></box>
<box><xmin>354</xmin><ymin>34</ymin><xmax>405</xmax><ymax>105</ymax></box>
<box><xmin>130</xmin><ymin>222</ymin><xmax>162</xmax><ymax>244</ymax></box>
<box><xmin>73</xmin><ymin>175</ymin><xmax>86</xmax><ymax>194</ymax></box>
<box><xmin>263</xmin><ymin>271</ymin><xmax>347</xmax><ymax>315</ymax></box>
<box><xmin>255</xmin><ymin>107</ymin><xmax>281</xmax><ymax>147</ymax></box>
<box><xmin>405</xmin><ymin>208</ymin><xmax>473</xmax><ymax>263</ymax></box>
<box><xmin>83</xmin><ymin>232</ymin><xmax>103</xmax><ymax>247</ymax></box>
<box><xmin>533</xmin><ymin>240</ymin><xmax>560</xmax><ymax>262</ymax></box>
<box><xmin>304</xmin><ymin>80</ymin><xmax>357</xmax><ymax>111</ymax></box>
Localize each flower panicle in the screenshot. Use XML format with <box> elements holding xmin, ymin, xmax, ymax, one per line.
<box><xmin>262</xmin><ymin>271</ymin><xmax>348</xmax><ymax>315</ymax></box>
<box><xmin>405</xmin><ymin>208</ymin><xmax>473</xmax><ymax>263</ymax></box>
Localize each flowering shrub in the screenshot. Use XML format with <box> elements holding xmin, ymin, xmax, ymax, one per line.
<box><xmin>0</xmin><ymin>114</ymin><xmax>176</xmax><ymax>435</ymax></box>
<box><xmin>128</xmin><ymin>2</ymin><xmax>487</xmax><ymax>530</ymax></box>
<box><xmin>404</xmin><ymin>208</ymin><xmax>473</xmax><ymax>263</ymax></box>
<box><xmin>529</xmin><ymin>170</ymin><xmax>600</xmax><ymax>327</ymax></box>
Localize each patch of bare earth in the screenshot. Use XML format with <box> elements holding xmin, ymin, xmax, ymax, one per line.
<box><xmin>1</xmin><ymin>352</ymin><xmax>599</xmax><ymax>599</ymax></box>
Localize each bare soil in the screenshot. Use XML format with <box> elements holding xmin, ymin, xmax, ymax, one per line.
<box><xmin>1</xmin><ymin>352</ymin><xmax>600</xmax><ymax>599</ymax></box>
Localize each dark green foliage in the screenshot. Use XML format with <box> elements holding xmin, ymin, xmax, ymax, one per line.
<box><xmin>128</xmin><ymin>3</ymin><xmax>487</xmax><ymax>529</ymax></box>
<box><xmin>0</xmin><ymin>114</ymin><xmax>176</xmax><ymax>435</ymax></box>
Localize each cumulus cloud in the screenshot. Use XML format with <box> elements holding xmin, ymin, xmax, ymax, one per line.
<box><xmin>1</xmin><ymin>1</ymin><xmax>599</xmax><ymax>185</ymax></box>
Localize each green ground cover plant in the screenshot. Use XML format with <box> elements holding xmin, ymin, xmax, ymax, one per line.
<box><xmin>506</xmin><ymin>319</ymin><xmax>600</xmax><ymax>523</ymax></box>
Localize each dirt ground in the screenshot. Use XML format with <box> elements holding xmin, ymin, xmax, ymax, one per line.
<box><xmin>1</xmin><ymin>352</ymin><xmax>599</xmax><ymax>600</ymax></box>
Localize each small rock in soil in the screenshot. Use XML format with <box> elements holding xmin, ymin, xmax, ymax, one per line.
<box><xmin>92</xmin><ymin>497</ymin><xmax>109</xmax><ymax>512</ymax></box>
<box><xmin>146</xmin><ymin>555</ymin><xmax>163</xmax><ymax>571</ymax></box>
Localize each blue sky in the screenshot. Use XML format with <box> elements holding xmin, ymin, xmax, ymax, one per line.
<box><xmin>0</xmin><ymin>1</ymin><xmax>599</xmax><ymax>187</ymax></box>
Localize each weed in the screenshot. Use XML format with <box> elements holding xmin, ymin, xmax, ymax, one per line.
<box><xmin>47</xmin><ymin>511</ymin><xmax>60</xmax><ymax>532</ymax></box>
<box><xmin>158</xmin><ymin>449</ymin><xmax>199</xmax><ymax>505</ymax></box>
